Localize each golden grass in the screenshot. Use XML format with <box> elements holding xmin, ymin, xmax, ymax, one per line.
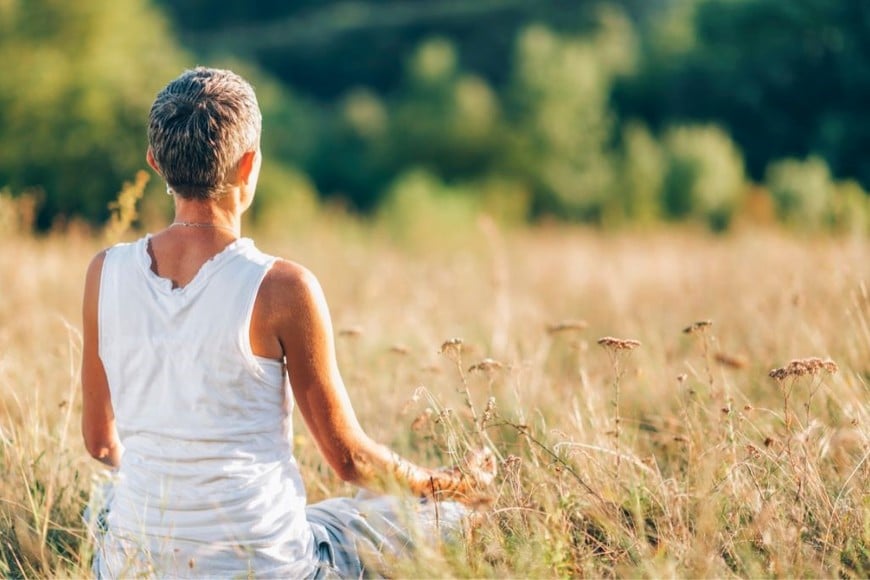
<box><xmin>0</xmin><ymin>214</ymin><xmax>868</xmax><ymax>577</ymax></box>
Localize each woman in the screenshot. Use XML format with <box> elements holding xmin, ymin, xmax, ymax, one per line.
<box><xmin>81</xmin><ymin>67</ymin><xmax>495</xmax><ymax>578</ymax></box>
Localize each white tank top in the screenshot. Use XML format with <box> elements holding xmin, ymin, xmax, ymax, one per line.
<box><xmin>97</xmin><ymin>234</ymin><xmax>316</xmax><ymax>578</ymax></box>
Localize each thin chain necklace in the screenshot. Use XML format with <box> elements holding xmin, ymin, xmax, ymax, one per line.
<box><xmin>170</xmin><ymin>221</ymin><xmax>238</xmax><ymax>236</ymax></box>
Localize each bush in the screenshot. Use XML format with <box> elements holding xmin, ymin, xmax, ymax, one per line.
<box><xmin>662</xmin><ymin>125</ymin><xmax>747</xmax><ymax>231</ymax></box>
<box><xmin>764</xmin><ymin>156</ymin><xmax>835</xmax><ymax>229</ymax></box>
<box><xmin>831</xmin><ymin>179</ymin><xmax>870</xmax><ymax>234</ymax></box>
<box><xmin>377</xmin><ymin>168</ymin><xmax>479</xmax><ymax>248</ymax></box>
<box><xmin>618</xmin><ymin>122</ymin><xmax>665</xmax><ymax>225</ymax></box>
<box><xmin>0</xmin><ymin>0</ymin><xmax>188</xmax><ymax>227</ymax></box>
<box><xmin>505</xmin><ymin>20</ymin><xmax>627</xmax><ymax>220</ymax></box>
<box><xmin>765</xmin><ymin>156</ymin><xmax>870</xmax><ymax>233</ymax></box>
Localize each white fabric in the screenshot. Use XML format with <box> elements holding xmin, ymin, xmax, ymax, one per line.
<box><xmin>96</xmin><ymin>235</ymin><xmax>316</xmax><ymax>578</ymax></box>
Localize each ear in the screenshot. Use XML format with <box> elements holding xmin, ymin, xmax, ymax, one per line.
<box><xmin>236</xmin><ymin>150</ymin><xmax>258</xmax><ymax>185</ymax></box>
<box><xmin>146</xmin><ymin>148</ymin><xmax>161</xmax><ymax>174</ymax></box>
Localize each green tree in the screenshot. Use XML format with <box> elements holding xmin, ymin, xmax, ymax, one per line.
<box><xmin>0</xmin><ymin>0</ymin><xmax>187</xmax><ymax>226</ymax></box>
<box><xmin>661</xmin><ymin>124</ymin><xmax>747</xmax><ymax>231</ymax></box>
<box><xmin>503</xmin><ymin>7</ymin><xmax>636</xmax><ymax>220</ymax></box>
<box><xmin>618</xmin><ymin>122</ymin><xmax>665</xmax><ymax>225</ymax></box>
<box><xmin>616</xmin><ymin>0</ymin><xmax>870</xmax><ymax>190</ymax></box>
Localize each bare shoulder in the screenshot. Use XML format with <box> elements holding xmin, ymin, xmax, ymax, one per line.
<box><xmin>86</xmin><ymin>249</ymin><xmax>108</xmax><ymax>277</ymax></box>
<box><xmin>260</xmin><ymin>258</ymin><xmax>327</xmax><ymax>314</ymax></box>
<box><xmin>265</xmin><ymin>258</ymin><xmax>316</xmax><ymax>285</ymax></box>
<box><xmin>264</xmin><ymin>258</ymin><xmax>321</xmax><ymax>294</ymax></box>
<box><xmin>83</xmin><ymin>249</ymin><xmax>109</xmax><ymax>300</ymax></box>
<box><xmin>82</xmin><ymin>249</ymin><xmax>110</xmax><ymax>335</ymax></box>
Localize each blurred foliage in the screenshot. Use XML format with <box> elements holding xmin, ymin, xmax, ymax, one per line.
<box><xmin>377</xmin><ymin>168</ymin><xmax>479</xmax><ymax>248</ymax></box>
<box><xmin>764</xmin><ymin>156</ymin><xmax>869</xmax><ymax>233</ymax></box>
<box><xmin>502</xmin><ymin>11</ymin><xmax>635</xmax><ymax>221</ymax></box>
<box><xmin>1</xmin><ymin>0</ymin><xmax>868</xmax><ymax>233</ymax></box>
<box><xmin>765</xmin><ymin>156</ymin><xmax>836</xmax><ymax>229</ymax></box>
<box><xmin>615</xmin><ymin>0</ymin><xmax>870</xmax><ymax>188</ymax></box>
<box><xmin>661</xmin><ymin>125</ymin><xmax>747</xmax><ymax>231</ymax></box>
<box><xmin>0</xmin><ymin>0</ymin><xmax>187</xmax><ymax>227</ymax></box>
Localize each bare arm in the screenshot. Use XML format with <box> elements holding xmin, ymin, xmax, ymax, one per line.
<box><xmin>267</xmin><ymin>261</ymin><xmax>493</xmax><ymax>503</ymax></box>
<box><xmin>81</xmin><ymin>251</ymin><xmax>124</xmax><ymax>468</ymax></box>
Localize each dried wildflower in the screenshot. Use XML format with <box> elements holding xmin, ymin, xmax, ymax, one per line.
<box><xmin>468</xmin><ymin>358</ymin><xmax>503</xmax><ymax>373</ymax></box>
<box><xmin>683</xmin><ymin>320</ymin><xmax>713</xmax><ymax>334</ymax></box>
<box><xmin>481</xmin><ymin>396</ymin><xmax>497</xmax><ymax>425</ymax></box>
<box><xmin>104</xmin><ymin>170</ymin><xmax>149</xmax><ymax>243</ymax></box>
<box><xmin>715</xmin><ymin>351</ymin><xmax>748</xmax><ymax>369</ymax></box>
<box><xmin>439</xmin><ymin>338</ymin><xmax>464</xmax><ymax>355</ymax></box>
<box><xmin>389</xmin><ymin>344</ymin><xmax>410</xmax><ymax>356</ymax></box>
<box><xmin>503</xmin><ymin>454</ymin><xmax>522</xmax><ymax>470</ymax></box>
<box><xmin>677</xmin><ymin>373</ymin><xmax>688</xmax><ymax>384</ymax></box>
<box><xmin>546</xmin><ymin>320</ymin><xmax>588</xmax><ymax>334</ymax></box>
<box><xmin>768</xmin><ymin>367</ymin><xmax>789</xmax><ymax>381</ymax></box>
<box><xmin>597</xmin><ymin>336</ymin><xmax>641</xmax><ymax>350</ymax></box>
<box><xmin>411</xmin><ymin>409</ymin><xmax>432</xmax><ymax>431</ymax></box>
<box><xmin>433</xmin><ymin>408</ymin><xmax>454</xmax><ymax>424</ymax></box>
<box><xmin>768</xmin><ymin>357</ymin><xmax>839</xmax><ymax>380</ymax></box>
<box><xmin>822</xmin><ymin>360</ymin><xmax>839</xmax><ymax>373</ymax></box>
<box><xmin>338</xmin><ymin>326</ymin><xmax>363</xmax><ymax>338</ymax></box>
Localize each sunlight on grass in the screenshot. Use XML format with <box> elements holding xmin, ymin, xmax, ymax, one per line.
<box><xmin>0</xmin><ymin>209</ymin><xmax>867</xmax><ymax>576</ymax></box>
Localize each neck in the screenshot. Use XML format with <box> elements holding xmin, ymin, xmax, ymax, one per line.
<box><xmin>171</xmin><ymin>193</ymin><xmax>242</xmax><ymax>236</ymax></box>
<box><xmin>170</xmin><ymin>220</ymin><xmax>239</xmax><ymax>236</ymax></box>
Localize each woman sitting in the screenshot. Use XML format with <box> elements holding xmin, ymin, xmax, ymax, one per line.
<box><xmin>81</xmin><ymin>66</ymin><xmax>495</xmax><ymax>578</ymax></box>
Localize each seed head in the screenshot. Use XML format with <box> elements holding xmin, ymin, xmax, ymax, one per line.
<box><xmin>481</xmin><ymin>396</ymin><xmax>497</xmax><ymax>425</ymax></box>
<box><xmin>597</xmin><ymin>336</ymin><xmax>641</xmax><ymax>350</ymax></box>
<box><xmin>468</xmin><ymin>358</ymin><xmax>503</xmax><ymax>373</ymax></box>
<box><xmin>714</xmin><ymin>351</ymin><xmax>748</xmax><ymax>370</ymax></box>
<box><xmin>503</xmin><ymin>454</ymin><xmax>522</xmax><ymax>471</ymax></box>
<box><xmin>768</xmin><ymin>357</ymin><xmax>839</xmax><ymax>381</ymax></box>
<box><xmin>389</xmin><ymin>344</ymin><xmax>410</xmax><ymax>356</ymax></box>
<box><xmin>683</xmin><ymin>320</ymin><xmax>713</xmax><ymax>334</ymax></box>
<box><xmin>546</xmin><ymin>320</ymin><xmax>588</xmax><ymax>334</ymax></box>
<box><xmin>338</xmin><ymin>326</ymin><xmax>363</xmax><ymax>338</ymax></box>
<box><xmin>439</xmin><ymin>337</ymin><xmax>464</xmax><ymax>355</ymax></box>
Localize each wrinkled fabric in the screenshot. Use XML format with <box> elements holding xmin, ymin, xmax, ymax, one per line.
<box><xmin>86</xmin><ymin>477</ymin><xmax>468</xmax><ymax>579</ymax></box>
<box><xmin>95</xmin><ymin>236</ymin><xmax>313</xmax><ymax>577</ymax></box>
<box><xmin>307</xmin><ymin>494</ymin><xmax>468</xmax><ymax>578</ymax></box>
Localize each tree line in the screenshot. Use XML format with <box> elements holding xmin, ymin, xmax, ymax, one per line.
<box><xmin>1</xmin><ymin>0</ymin><xmax>868</xmax><ymax>231</ymax></box>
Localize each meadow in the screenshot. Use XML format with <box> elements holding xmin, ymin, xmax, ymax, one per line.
<box><xmin>0</xmin><ymin>209</ymin><xmax>867</xmax><ymax>577</ymax></box>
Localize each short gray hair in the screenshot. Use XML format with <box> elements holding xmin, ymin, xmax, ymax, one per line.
<box><xmin>148</xmin><ymin>67</ymin><xmax>262</xmax><ymax>200</ymax></box>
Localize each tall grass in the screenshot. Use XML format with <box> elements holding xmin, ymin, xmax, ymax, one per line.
<box><xmin>0</xmin><ymin>205</ymin><xmax>867</xmax><ymax>576</ymax></box>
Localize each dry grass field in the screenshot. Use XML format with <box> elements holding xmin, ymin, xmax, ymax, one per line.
<box><xmin>0</xmin><ymin>212</ymin><xmax>868</xmax><ymax>577</ymax></box>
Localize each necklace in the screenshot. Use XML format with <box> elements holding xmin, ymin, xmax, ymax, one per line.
<box><xmin>170</xmin><ymin>221</ymin><xmax>238</xmax><ymax>236</ymax></box>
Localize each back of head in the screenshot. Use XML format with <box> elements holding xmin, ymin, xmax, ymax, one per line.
<box><xmin>148</xmin><ymin>67</ymin><xmax>262</xmax><ymax>201</ymax></box>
